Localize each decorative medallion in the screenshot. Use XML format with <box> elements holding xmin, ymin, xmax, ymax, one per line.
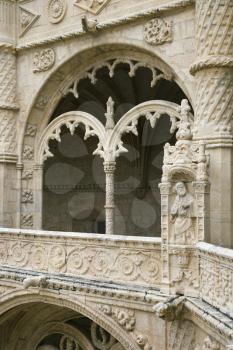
<box><xmin>19</xmin><ymin>6</ymin><xmax>40</xmax><ymax>37</ymax></box>
<box><xmin>33</xmin><ymin>48</ymin><xmax>55</xmax><ymax>73</ymax></box>
<box><xmin>144</xmin><ymin>18</ymin><xmax>172</xmax><ymax>46</ymax></box>
<box><xmin>47</xmin><ymin>0</ymin><xmax>67</xmax><ymax>23</ymax></box>
<box><xmin>74</xmin><ymin>0</ymin><xmax>111</xmax><ymax>15</ymax></box>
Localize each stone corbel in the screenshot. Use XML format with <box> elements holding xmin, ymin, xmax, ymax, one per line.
<box><xmin>153</xmin><ymin>296</ymin><xmax>185</xmax><ymax>321</ymax></box>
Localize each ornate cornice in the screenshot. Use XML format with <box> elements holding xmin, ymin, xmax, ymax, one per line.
<box><xmin>16</xmin><ymin>0</ymin><xmax>195</xmax><ymax>51</ymax></box>
<box><xmin>190</xmin><ymin>56</ymin><xmax>233</xmax><ymax>75</ymax></box>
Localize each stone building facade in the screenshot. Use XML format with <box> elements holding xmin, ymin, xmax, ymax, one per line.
<box><xmin>0</xmin><ymin>0</ymin><xmax>232</xmax><ymax>349</ymax></box>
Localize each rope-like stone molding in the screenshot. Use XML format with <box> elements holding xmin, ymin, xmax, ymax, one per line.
<box><xmin>16</xmin><ymin>0</ymin><xmax>195</xmax><ymax>51</ymax></box>
<box><xmin>190</xmin><ymin>56</ymin><xmax>233</xmax><ymax>75</ymax></box>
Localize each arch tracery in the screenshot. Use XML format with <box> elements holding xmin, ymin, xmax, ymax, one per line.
<box><xmin>36</xmin><ymin>97</ymin><xmax>193</xmax><ymax>234</ymax></box>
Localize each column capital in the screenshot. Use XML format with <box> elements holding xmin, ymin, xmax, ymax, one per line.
<box><xmin>104</xmin><ymin>161</ymin><xmax>116</xmax><ymax>174</ymax></box>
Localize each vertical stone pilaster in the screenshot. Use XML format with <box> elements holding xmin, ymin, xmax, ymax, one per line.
<box><xmin>0</xmin><ymin>2</ymin><xmax>18</xmax><ymax>227</ymax></box>
<box><xmin>104</xmin><ymin>161</ymin><xmax>116</xmax><ymax>235</ymax></box>
<box><xmin>191</xmin><ymin>0</ymin><xmax>233</xmax><ymax>247</ymax></box>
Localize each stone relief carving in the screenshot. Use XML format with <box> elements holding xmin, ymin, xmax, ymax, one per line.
<box><xmin>22</xmin><ymin>170</ymin><xmax>33</xmax><ymax>180</ymax></box>
<box><xmin>136</xmin><ymin>335</ymin><xmax>152</xmax><ymax>350</ymax></box>
<box><xmin>170</xmin><ymin>182</ymin><xmax>195</xmax><ymax>245</ymax></box>
<box><xmin>74</xmin><ymin>0</ymin><xmax>111</xmax><ymax>15</ymax></box>
<box><xmin>99</xmin><ymin>305</ymin><xmax>136</xmax><ymax>331</ymax></box>
<box><xmin>195</xmin><ymin>336</ymin><xmax>220</xmax><ymax>350</ymax></box>
<box><xmin>144</xmin><ymin>18</ymin><xmax>172</xmax><ymax>46</ymax></box>
<box><xmin>19</xmin><ymin>6</ymin><xmax>40</xmax><ymax>37</ymax></box>
<box><xmin>22</xmin><ymin>190</ymin><xmax>33</xmax><ymax>203</ymax></box>
<box><xmin>199</xmin><ymin>251</ymin><xmax>233</xmax><ymax>314</ymax></box>
<box><xmin>33</xmin><ymin>49</ymin><xmax>55</xmax><ymax>73</ymax></box>
<box><xmin>60</xmin><ymin>336</ymin><xmax>79</xmax><ymax>350</ymax></box>
<box><xmin>47</xmin><ymin>0</ymin><xmax>67</xmax><ymax>24</ymax></box>
<box><xmin>91</xmin><ymin>322</ymin><xmax>116</xmax><ymax>350</ymax></box>
<box><xmin>23</xmin><ymin>275</ymin><xmax>48</xmax><ymax>289</ymax></box>
<box><xmin>0</xmin><ymin>112</ymin><xmax>16</xmax><ymax>154</ymax></box>
<box><xmin>194</xmin><ymin>69</ymin><xmax>233</xmax><ymax>137</ymax></box>
<box><xmin>153</xmin><ymin>296</ymin><xmax>185</xmax><ymax>322</ymax></box>
<box><xmin>0</xmin><ymin>51</ymin><xmax>17</xmax><ymax>109</ymax></box>
<box><xmin>35</xmin><ymin>95</ymin><xmax>50</xmax><ymax>110</ymax></box>
<box><xmin>196</xmin><ymin>0</ymin><xmax>233</xmax><ymax>57</ymax></box>
<box><xmin>21</xmin><ymin>190</ymin><xmax>33</xmax><ymax>203</ymax></box>
<box><xmin>81</xmin><ymin>16</ymin><xmax>98</xmax><ymax>33</ymax></box>
<box><xmin>23</xmin><ymin>145</ymin><xmax>34</xmax><ymax>160</ymax></box>
<box><xmin>168</xmin><ymin>320</ymin><xmax>196</xmax><ymax>350</ymax></box>
<box><xmin>25</xmin><ymin>124</ymin><xmax>37</xmax><ymax>137</ymax></box>
<box><xmin>21</xmin><ymin>213</ymin><xmax>33</xmax><ymax>227</ymax></box>
<box><xmin>0</xmin><ymin>233</ymin><xmax>161</xmax><ymax>287</ymax></box>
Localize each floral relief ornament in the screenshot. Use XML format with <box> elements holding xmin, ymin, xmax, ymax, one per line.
<box><xmin>47</xmin><ymin>0</ymin><xmax>67</xmax><ymax>24</ymax></box>
<box><xmin>33</xmin><ymin>49</ymin><xmax>55</xmax><ymax>73</ymax></box>
<box><xmin>144</xmin><ymin>18</ymin><xmax>172</xmax><ymax>46</ymax></box>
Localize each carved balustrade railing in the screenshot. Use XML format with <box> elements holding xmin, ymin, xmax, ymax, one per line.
<box><xmin>197</xmin><ymin>242</ymin><xmax>233</xmax><ymax>318</ymax></box>
<box><xmin>0</xmin><ymin>228</ymin><xmax>162</xmax><ymax>288</ymax></box>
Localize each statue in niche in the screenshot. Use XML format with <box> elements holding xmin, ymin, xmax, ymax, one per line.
<box><xmin>170</xmin><ymin>182</ymin><xmax>195</xmax><ymax>244</ymax></box>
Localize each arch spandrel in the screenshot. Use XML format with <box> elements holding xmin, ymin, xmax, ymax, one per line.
<box><xmin>0</xmin><ymin>290</ymin><xmax>140</xmax><ymax>350</ymax></box>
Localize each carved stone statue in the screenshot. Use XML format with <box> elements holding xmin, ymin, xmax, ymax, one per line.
<box><xmin>170</xmin><ymin>182</ymin><xmax>195</xmax><ymax>244</ymax></box>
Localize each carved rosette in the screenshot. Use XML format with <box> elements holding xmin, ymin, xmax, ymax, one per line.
<box><xmin>144</xmin><ymin>18</ymin><xmax>172</xmax><ymax>46</ymax></box>
<box><xmin>33</xmin><ymin>48</ymin><xmax>55</xmax><ymax>73</ymax></box>
<box><xmin>47</xmin><ymin>0</ymin><xmax>67</xmax><ymax>24</ymax></box>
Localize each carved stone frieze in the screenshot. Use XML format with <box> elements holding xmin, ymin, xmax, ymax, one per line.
<box><xmin>47</xmin><ymin>0</ymin><xmax>67</xmax><ymax>24</ymax></box>
<box><xmin>198</xmin><ymin>245</ymin><xmax>233</xmax><ymax>317</ymax></box>
<box><xmin>74</xmin><ymin>0</ymin><xmax>111</xmax><ymax>15</ymax></box>
<box><xmin>144</xmin><ymin>18</ymin><xmax>172</xmax><ymax>46</ymax></box>
<box><xmin>19</xmin><ymin>6</ymin><xmax>40</xmax><ymax>37</ymax></box>
<box><xmin>0</xmin><ymin>230</ymin><xmax>161</xmax><ymax>287</ymax></box>
<box><xmin>33</xmin><ymin>48</ymin><xmax>55</xmax><ymax>73</ymax></box>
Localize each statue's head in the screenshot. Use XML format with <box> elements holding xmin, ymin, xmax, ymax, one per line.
<box><xmin>175</xmin><ymin>182</ymin><xmax>187</xmax><ymax>196</ymax></box>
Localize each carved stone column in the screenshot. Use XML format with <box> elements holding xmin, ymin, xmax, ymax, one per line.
<box><xmin>104</xmin><ymin>161</ymin><xmax>116</xmax><ymax>235</ymax></box>
<box><xmin>0</xmin><ymin>0</ymin><xmax>18</xmax><ymax>227</ymax></box>
<box><xmin>191</xmin><ymin>0</ymin><xmax>233</xmax><ymax>247</ymax></box>
<box><xmin>34</xmin><ymin>164</ymin><xmax>44</xmax><ymax>229</ymax></box>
